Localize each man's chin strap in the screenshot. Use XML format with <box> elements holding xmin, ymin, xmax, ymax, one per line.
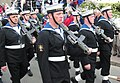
<box><xmin>51</xmin><ymin>13</ymin><xmax>59</xmax><ymax>25</ymax></box>
<box><xmin>23</xmin><ymin>15</ymin><xmax>28</xmax><ymax>22</ymax></box>
<box><xmin>76</xmin><ymin>16</ymin><xmax>81</xmax><ymax>28</ymax></box>
<box><xmin>87</xmin><ymin>16</ymin><xmax>92</xmax><ymax>26</ymax></box>
<box><xmin>9</xmin><ymin>17</ymin><xmax>17</xmax><ymax>24</ymax></box>
<box><xmin>105</xmin><ymin>11</ymin><xmax>110</xmax><ymax>20</ymax></box>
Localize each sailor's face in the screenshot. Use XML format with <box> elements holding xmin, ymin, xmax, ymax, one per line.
<box><xmin>31</xmin><ymin>14</ymin><xmax>37</xmax><ymax>19</ymax></box>
<box><xmin>53</xmin><ymin>11</ymin><xmax>64</xmax><ymax>24</ymax></box>
<box><xmin>24</xmin><ymin>14</ymin><xmax>30</xmax><ymax>21</ymax></box>
<box><xmin>9</xmin><ymin>14</ymin><xmax>18</xmax><ymax>24</ymax></box>
<box><xmin>88</xmin><ymin>14</ymin><xmax>95</xmax><ymax>24</ymax></box>
<box><xmin>107</xmin><ymin>10</ymin><xmax>112</xmax><ymax>19</ymax></box>
<box><xmin>77</xmin><ymin>16</ymin><xmax>80</xmax><ymax>21</ymax></box>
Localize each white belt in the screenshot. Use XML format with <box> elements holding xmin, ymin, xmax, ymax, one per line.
<box><xmin>92</xmin><ymin>48</ymin><xmax>98</xmax><ymax>52</ymax></box>
<box><xmin>109</xmin><ymin>39</ymin><xmax>113</xmax><ymax>43</ymax></box>
<box><xmin>5</xmin><ymin>44</ymin><xmax>25</xmax><ymax>49</ymax></box>
<box><xmin>48</xmin><ymin>56</ymin><xmax>66</xmax><ymax>62</ymax></box>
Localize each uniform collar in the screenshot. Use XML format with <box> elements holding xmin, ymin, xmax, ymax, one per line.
<box><xmin>81</xmin><ymin>24</ymin><xmax>90</xmax><ymax>29</ymax></box>
<box><xmin>42</xmin><ymin>22</ymin><xmax>61</xmax><ymax>31</ymax></box>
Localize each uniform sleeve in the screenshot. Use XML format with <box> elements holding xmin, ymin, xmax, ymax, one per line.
<box><xmin>36</xmin><ymin>31</ymin><xmax>52</xmax><ymax>83</ymax></box>
<box><xmin>79</xmin><ymin>30</ymin><xmax>90</xmax><ymax>65</ymax></box>
<box><xmin>79</xmin><ymin>30</ymin><xmax>88</xmax><ymax>54</ymax></box>
<box><xmin>0</xmin><ymin>29</ymin><xmax>6</xmax><ymax>67</ymax></box>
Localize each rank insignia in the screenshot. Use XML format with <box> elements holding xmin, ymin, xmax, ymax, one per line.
<box><xmin>38</xmin><ymin>45</ymin><xmax>44</xmax><ymax>52</ymax></box>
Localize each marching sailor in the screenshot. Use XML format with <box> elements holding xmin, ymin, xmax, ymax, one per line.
<box><xmin>0</xmin><ymin>8</ymin><xmax>29</xmax><ymax>83</ymax></box>
<box><xmin>71</xmin><ymin>10</ymin><xmax>98</xmax><ymax>83</ymax></box>
<box><xmin>36</xmin><ymin>4</ymin><xmax>70</xmax><ymax>83</ymax></box>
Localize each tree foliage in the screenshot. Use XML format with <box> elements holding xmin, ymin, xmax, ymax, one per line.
<box><xmin>80</xmin><ymin>1</ymin><xmax>120</xmax><ymax>17</ymax></box>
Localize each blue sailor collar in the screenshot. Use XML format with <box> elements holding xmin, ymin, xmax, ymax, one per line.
<box><xmin>99</xmin><ymin>16</ymin><xmax>105</xmax><ymax>19</ymax></box>
<box><xmin>98</xmin><ymin>16</ymin><xmax>111</xmax><ymax>24</ymax></box>
<box><xmin>5</xmin><ymin>22</ymin><xmax>11</xmax><ymax>26</ymax></box>
<box><xmin>42</xmin><ymin>22</ymin><xmax>54</xmax><ymax>31</ymax></box>
<box><xmin>81</xmin><ymin>24</ymin><xmax>90</xmax><ymax>29</ymax></box>
<box><xmin>4</xmin><ymin>22</ymin><xmax>20</xmax><ymax>28</ymax></box>
<box><xmin>80</xmin><ymin>24</ymin><xmax>95</xmax><ymax>34</ymax></box>
<box><xmin>42</xmin><ymin>22</ymin><xmax>62</xmax><ymax>32</ymax></box>
<box><xmin>42</xmin><ymin>22</ymin><xmax>64</xmax><ymax>39</ymax></box>
<box><xmin>3</xmin><ymin>22</ymin><xmax>14</xmax><ymax>29</ymax></box>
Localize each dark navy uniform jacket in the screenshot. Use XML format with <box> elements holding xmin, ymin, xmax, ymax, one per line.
<box><xmin>67</xmin><ymin>21</ymin><xmax>81</xmax><ymax>60</ymax></box>
<box><xmin>97</xmin><ymin>17</ymin><xmax>114</xmax><ymax>52</ymax></box>
<box><xmin>36</xmin><ymin>22</ymin><xmax>70</xmax><ymax>83</ymax></box>
<box><xmin>79</xmin><ymin>24</ymin><xmax>98</xmax><ymax>65</ymax></box>
<box><xmin>0</xmin><ymin>23</ymin><xmax>27</xmax><ymax>67</ymax></box>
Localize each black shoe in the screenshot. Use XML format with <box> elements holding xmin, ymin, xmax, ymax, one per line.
<box><xmin>0</xmin><ymin>78</ymin><xmax>3</xmax><ymax>83</ymax></box>
<box><xmin>102</xmin><ymin>80</ymin><xmax>111</xmax><ymax>83</ymax></box>
<box><xmin>27</xmin><ymin>69</ymin><xmax>33</xmax><ymax>77</ymax></box>
<box><xmin>75</xmin><ymin>71</ymin><xmax>80</xmax><ymax>75</ymax></box>
<box><xmin>71</xmin><ymin>77</ymin><xmax>78</xmax><ymax>83</ymax></box>
<box><xmin>117</xmin><ymin>55</ymin><xmax>120</xmax><ymax>57</ymax></box>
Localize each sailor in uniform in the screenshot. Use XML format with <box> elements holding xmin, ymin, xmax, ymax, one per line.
<box><xmin>20</xmin><ymin>10</ymin><xmax>35</xmax><ymax>77</ymax></box>
<box><xmin>0</xmin><ymin>8</ymin><xmax>29</xmax><ymax>83</ymax></box>
<box><xmin>36</xmin><ymin>4</ymin><xmax>70</xmax><ymax>83</ymax></box>
<box><xmin>71</xmin><ymin>10</ymin><xmax>98</xmax><ymax>83</ymax></box>
<box><xmin>67</xmin><ymin>11</ymin><xmax>81</xmax><ymax>75</ymax></box>
<box><xmin>96</xmin><ymin>6</ymin><xmax>114</xmax><ymax>83</ymax></box>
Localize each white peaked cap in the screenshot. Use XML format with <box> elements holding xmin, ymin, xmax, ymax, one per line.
<box><xmin>46</xmin><ymin>4</ymin><xmax>63</xmax><ymax>13</ymax></box>
<box><xmin>30</xmin><ymin>11</ymin><xmax>37</xmax><ymax>15</ymax></box>
<box><xmin>21</xmin><ymin>10</ymin><xmax>30</xmax><ymax>15</ymax></box>
<box><xmin>101</xmin><ymin>6</ymin><xmax>112</xmax><ymax>12</ymax></box>
<box><xmin>5</xmin><ymin>8</ymin><xmax>19</xmax><ymax>15</ymax></box>
<box><xmin>82</xmin><ymin>10</ymin><xmax>93</xmax><ymax>17</ymax></box>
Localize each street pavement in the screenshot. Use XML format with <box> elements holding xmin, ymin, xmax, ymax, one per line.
<box><xmin>111</xmin><ymin>55</ymin><xmax>120</xmax><ymax>67</ymax></box>
<box><xmin>1</xmin><ymin>56</ymin><xmax>120</xmax><ymax>83</ymax></box>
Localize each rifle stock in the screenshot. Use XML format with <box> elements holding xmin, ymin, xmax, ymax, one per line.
<box><xmin>18</xmin><ymin>18</ymin><xmax>33</xmax><ymax>42</ymax></box>
<box><xmin>92</xmin><ymin>25</ymin><xmax>110</xmax><ymax>42</ymax></box>
<box><xmin>59</xmin><ymin>23</ymin><xmax>89</xmax><ymax>54</ymax></box>
<box><xmin>28</xmin><ymin>20</ymin><xmax>40</xmax><ymax>33</ymax></box>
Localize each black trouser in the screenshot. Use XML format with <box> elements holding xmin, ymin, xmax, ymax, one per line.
<box><xmin>26</xmin><ymin>44</ymin><xmax>35</xmax><ymax>62</ymax></box>
<box><xmin>7</xmin><ymin>61</ymin><xmax>28</xmax><ymax>83</ymax></box>
<box><xmin>73</xmin><ymin>59</ymin><xmax>80</xmax><ymax>68</ymax></box>
<box><xmin>80</xmin><ymin>53</ymin><xmax>96</xmax><ymax>83</ymax></box>
<box><xmin>99</xmin><ymin>50</ymin><xmax>111</xmax><ymax>76</ymax></box>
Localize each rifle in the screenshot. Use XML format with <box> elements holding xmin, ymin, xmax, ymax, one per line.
<box><xmin>59</xmin><ymin>23</ymin><xmax>90</xmax><ymax>54</ymax></box>
<box><xmin>92</xmin><ymin>24</ymin><xmax>112</xmax><ymax>43</ymax></box>
<box><xmin>28</xmin><ymin>19</ymin><xmax>40</xmax><ymax>33</ymax></box>
<box><xmin>18</xmin><ymin>18</ymin><xmax>33</xmax><ymax>42</ymax></box>
<box><xmin>30</xmin><ymin>1</ymin><xmax>43</xmax><ymax>30</ymax></box>
<box><xmin>36</xmin><ymin>17</ymin><xmax>43</xmax><ymax>29</ymax></box>
<box><xmin>11</xmin><ymin>0</ymin><xmax>17</xmax><ymax>9</ymax></box>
